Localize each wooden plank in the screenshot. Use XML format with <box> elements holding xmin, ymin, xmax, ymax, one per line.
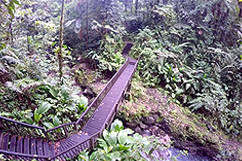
<box><xmin>16</xmin><ymin>136</ymin><xmax>23</xmax><ymax>153</ymax></box>
<box><xmin>37</xmin><ymin>139</ymin><xmax>43</xmax><ymax>155</ymax></box>
<box><xmin>49</xmin><ymin>142</ymin><xmax>55</xmax><ymax>158</ymax></box>
<box><xmin>87</xmin><ymin>123</ymin><xmax>103</xmax><ymax>130</ymax></box>
<box><xmin>69</xmin><ymin>149</ymin><xmax>75</xmax><ymax>158</ymax></box>
<box><xmin>0</xmin><ymin>129</ymin><xmax>5</xmax><ymax>149</ymax></box>
<box><xmin>67</xmin><ymin>135</ymin><xmax>79</xmax><ymax>144</ymax></box>
<box><xmin>82</xmin><ymin>126</ymin><xmax>99</xmax><ymax>135</ymax></box>
<box><xmin>63</xmin><ymin>140</ymin><xmax>73</xmax><ymax>159</ymax></box>
<box><xmin>23</xmin><ymin>137</ymin><xmax>30</xmax><ymax>154</ymax></box>
<box><xmin>30</xmin><ymin>138</ymin><xmax>36</xmax><ymax>155</ymax></box>
<box><xmin>9</xmin><ymin>135</ymin><xmax>16</xmax><ymax>152</ymax></box>
<box><xmin>65</xmin><ymin>151</ymin><xmax>72</xmax><ymax>160</ymax></box>
<box><xmin>91</xmin><ymin>111</ymin><xmax>110</xmax><ymax>119</ymax></box>
<box><xmin>60</xmin><ymin>140</ymin><xmax>72</xmax><ymax>159</ymax></box>
<box><xmin>2</xmin><ymin>133</ymin><xmax>9</xmax><ymax>150</ymax></box>
<box><xmin>86</xmin><ymin>120</ymin><xmax>104</xmax><ymax>128</ymax></box>
<box><xmin>43</xmin><ymin>141</ymin><xmax>49</xmax><ymax>156</ymax></box>
<box><xmin>59</xmin><ymin>154</ymin><xmax>65</xmax><ymax>160</ymax></box>
<box><xmin>101</xmin><ymin>101</ymin><xmax>116</xmax><ymax>107</ymax></box>
<box><xmin>64</xmin><ymin>138</ymin><xmax>74</xmax><ymax>147</ymax></box>
<box><xmin>59</xmin><ymin>141</ymin><xmax>68</xmax><ymax>158</ymax></box>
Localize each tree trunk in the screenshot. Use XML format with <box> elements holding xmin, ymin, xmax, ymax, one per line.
<box><xmin>9</xmin><ymin>22</ymin><xmax>13</xmax><ymax>44</ymax></box>
<box><xmin>58</xmin><ymin>0</ymin><xmax>65</xmax><ymax>83</ymax></box>
<box><xmin>135</xmin><ymin>0</ymin><xmax>138</xmax><ymax>16</ymax></box>
<box><xmin>86</xmin><ymin>0</ymin><xmax>89</xmax><ymax>49</ymax></box>
<box><xmin>239</xmin><ymin>2</ymin><xmax>242</xmax><ymax>17</ymax></box>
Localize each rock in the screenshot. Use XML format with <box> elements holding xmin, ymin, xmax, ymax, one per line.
<box><xmin>126</xmin><ymin>121</ymin><xmax>137</xmax><ymax>128</ymax></box>
<box><xmin>153</xmin><ymin>114</ymin><xmax>159</xmax><ymax>121</ymax></box>
<box><xmin>83</xmin><ymin>86</ymin><xmax>96</xmax><ymax>99</ymax></box>
<box><xmin>143</xmin><ymin>130</ymin><xmax>151</xmax><ymax>136</ymax></box>
<box><xmin>159</xmin><ymin>134</ymin><xmax>171</xmax><ymax>146</ymax></box>
<box><xmin>144</xmin><ymin>116</ymin><xmax>156</xmax><ymax>125</ymax></box>
<box><xmin>149</xmin><ymin>126</ymin><xmax>159</xmax><ymax>135</ymax></box>
<box><xmin>139</xmin><ymin>123</ymin><xmax>148</xmax><ymax>129</ymax></box>
<box><xmin>135</xmin><ymin>126</ymin><xmax>141</xmax><ymax>133</ymax></box>
<box><xmin>154</xmin><ymin>149</ymin><xmax>172</xmax><ymax>161</ymax></box>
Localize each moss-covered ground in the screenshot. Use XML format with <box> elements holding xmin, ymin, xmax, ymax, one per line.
<box><xmin>117</xmin><ymin>80</ymin><xmax>242</xmax><ymax>160</ymax></box>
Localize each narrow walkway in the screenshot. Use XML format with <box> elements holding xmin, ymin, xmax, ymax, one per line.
<box><xmin>0</xmin><ymin>57</ymin><xmax>138</xmax><ymax>160</ymax></box>
<box><xmin>54</xmin><ymin>59</ymin><xmax>138</xmax><ymax>160</ymax></box>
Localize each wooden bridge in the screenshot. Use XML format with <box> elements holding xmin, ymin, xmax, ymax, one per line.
<box><xmin>0</xmin><ymin>44</ymin><xmax>138</xmax><ymax>160</ymax></box>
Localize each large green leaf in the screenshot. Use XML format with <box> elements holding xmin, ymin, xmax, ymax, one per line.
<box><xmin>36</xmin><ymin>101</ymin><xmax>51</xmax><ymax>115</ymax></box>
<box><xmin>118</xmin><ymin>129</ymin><xmax>133</xmax><ymax>145</ymax></box>
<box><xmin>103</xmin><ymin>131</ymin><xmax>118</xmax><ymax>146</ymax></box>
<box><xmin>52</xmin><ymin>116</ymin><xmax>60</xmax><ymax>127</ymax></box>
<box><xmin>79</xmin><ymin>95</ymin><xmax>88</xmax><ymax>107</ymax></box>
<box><xmin>0</xmin><ymin>43</ymin><xmax>6</xmax><ymax>50</ymax></box>
<box><xmin>110</xmin><ymin>119</ymin><xmax>124</xmax><ymax>132</ymax></box>
<box><xmin>47</xmin><ymin>86</ymin><xmax>58</xmax><ymax>98</ymax></box>
<box><xmin>43</xmin><ymin>122</ymin><xmax>55</xmax><ymax>129</ymax></box>
<box><xmin>12</xmin><ymin>0</ymin><xmax>20</xmax><ymax>6</ymax></box>
<box><xmin>34</xmin><ymin>112</ymin><xmax>42</xmax><ymax>123</ymax></box>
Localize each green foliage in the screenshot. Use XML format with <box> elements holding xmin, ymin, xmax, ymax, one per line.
<box><xmin>119</xmin><ymin>102</ymin><xmax>149</xmax><ymax>123</ymax></box>
<box><xmin>65</xmin><ymin>0</ymin><xmax>125</xmax><ymax>50</ymax></box>
<box><xmin>0</xmin><ymin>0</ymin><xmax>90</xmax><ymax>129</ymax></box>
<box><xmin>0</xmin><ymin>0</ymin><xmax>20</xmax><ymax>18</ymax></box>
<box><xmin>77</xmin><ymin>119</ymin><xmax>168</xmax><ymax>161</ymax></box>
<box><xmin>0</xmin><ymin>78</ymin><xmax>88</xmax><ymax>128</ymax></box>
<box><xmin>34</xmin><ymin>101</ymin><xmax>51</xmax><ymax>123</ymax></box>
<box><xmin>33</xmin><ymin>83</ymin><xmax>89</xmax><ymax>127</ymax></box>
<box><xmin>86</xmin><ymin>33</ymin><xmax>125</xmax><ymax>73</ymax></box>
<box><xmin>0</xmin><ymin>0</ymin><xmax>241</xmax><ymax>145</ymax></box>
<box><xmin>126</xmin><ymin>2</ymin><xmax>242</xmax><ymax>137</ymax></box>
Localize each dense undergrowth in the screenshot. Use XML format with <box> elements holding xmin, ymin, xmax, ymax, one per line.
<box><xmin>0</xmin><ymin>0</ymin><xmax>89</xmax><ymax>128</ymax></box>
<box><xmin>0</xmin><ymin>0</ymin><xmax>242</xmax><ymax>160</ymax></box>
<box><xmin>75</xmin><ymin>119</ymin><xmax>173</xmax><ymax>161</ymax></box>
<box><xmin>127</xmin><ymin>1</ymin><xmax>242</xmax><ymax>138</ymax></box>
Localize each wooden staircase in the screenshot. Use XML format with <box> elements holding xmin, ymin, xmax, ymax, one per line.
<box><xmin>0</xmin><ymin>129</ymin><xmax>54</xmax><ymax>160</ymax></box>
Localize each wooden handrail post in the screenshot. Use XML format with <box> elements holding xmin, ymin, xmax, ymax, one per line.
<box><xmin>44</xmin><ymin>131</ymin><xmax>49</xmax><ymax>140</ymax></box>
<box><xmin>74</xmin><ymin>123</ymin><xmax>77</xmax><ymax>131</ymax></box>
<box><xmin>63</xmin><ymin>126</ymin><xmax>68</xmax><ymax>137</ymax></box>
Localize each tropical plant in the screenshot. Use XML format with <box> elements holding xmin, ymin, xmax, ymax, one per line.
<box><xmin>85</xmin><ymin>33</ymin><xmax>125</xmax><ymax>73</ymax></box>
<box><xmin>77</xmin><ymin>119</ymin><xmax>170</xmax><ymax>161</ymax></box>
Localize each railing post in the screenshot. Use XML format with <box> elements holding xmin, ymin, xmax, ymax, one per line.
<box><xmin>44</xmin><ymin>131</ymin><xmax>49</xmax><ymax>139</ymax></box>
<box><xmin>74</xmin><ymin>123</ymin><xmax>77</xmax><ymax>131</ymax></box>
<box><xmin>63</xmin><ymin>126</ymin><xmax>68</xmax><ymax>137</ymax></box>
<box><xmin>90</xmin><ymin>137</ymin><xmax>95</xmax><ymax>149</ymax></box>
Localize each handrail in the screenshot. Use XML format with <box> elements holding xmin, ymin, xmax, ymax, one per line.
<box><xmin>44</xmin><ymin>122</ymin><xmax>76</xmax><ymax>141</ymax></box>
<box><xmin>75</xmin><ymin>59</ymin><xmax>129</xmax><ymax>127</ymax></box>
<box><xmin>0</xmin><ymin>149</ymin><xmax>49</xmax><ymax>159</ymax></box>
<box><xmin>0</xmin><ymin>116</ymin><xmax>45</xmax><ymax>130</ymax></box>
<box><xmin>52</xmin><ymin>132</ymin><xmax>100</xmax><ymax>158</ymax></box>
<box><xmin>45</xmin><ymin>122</ymin><xmax>75</xmax><ymax>132</ymax></box>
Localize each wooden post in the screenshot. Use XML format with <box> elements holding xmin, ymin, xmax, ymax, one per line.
<box><xmin>63</xmin><ymin>126</ymin><xmax>68</xmax><ymax>137</ymax></box>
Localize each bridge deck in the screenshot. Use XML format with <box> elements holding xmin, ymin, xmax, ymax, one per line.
<box><xmin>0</xmin><ymin>54</ymin><xmax>138</xmax><ymax>160</ymax></box>
<box><xmin>55</xmin><ymin>60</ymin><xmax>137</xmax><ymax>160</ymax></box>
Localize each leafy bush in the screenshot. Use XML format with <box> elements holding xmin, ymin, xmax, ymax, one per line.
<box><xmin>85</xmin><ymin>33</ymin><xmax>125</xmax><ymax>73</ymax></box>
<box><xmin>0</xmin><ymin>78</ymin><xmax>88</xmax><ymax>128</ymax></box>
<box><xmin>77</xmin><ymin>119</ymin><xmax>170</xmax><ymax>161</ymax></box>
